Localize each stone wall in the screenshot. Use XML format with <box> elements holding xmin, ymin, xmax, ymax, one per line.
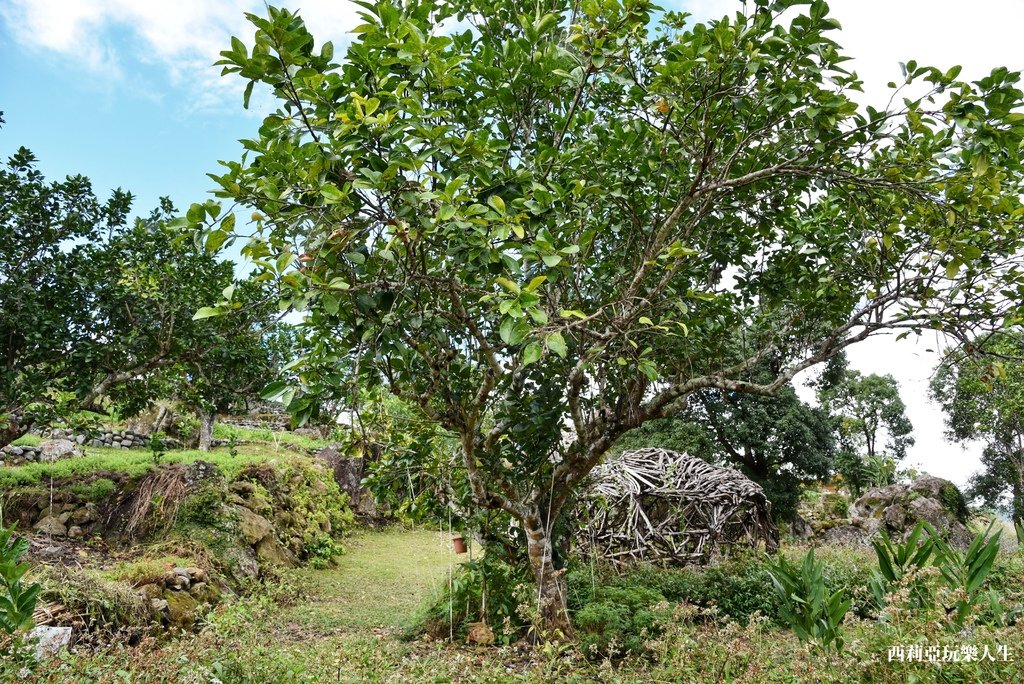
<box><xmin>44</xmin><ymin>427</ymin><xmax>153</xmax><ymax>449</ymax></box>
<box><xmin>219</xmin><ymin>414</ymin><xmax>291</xmax><ymax>430</ymax></box>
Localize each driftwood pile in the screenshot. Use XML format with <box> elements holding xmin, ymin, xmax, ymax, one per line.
<box><xmin>579</xmin><ymin>448</ymin><xmax>779</xmax><ymax>564</ymax></box>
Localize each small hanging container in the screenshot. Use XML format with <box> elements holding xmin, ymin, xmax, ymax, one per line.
<box><xmin>452</xmin><ymin>535</ymin><xmax>467</xmax><ymax>554</ymax></box>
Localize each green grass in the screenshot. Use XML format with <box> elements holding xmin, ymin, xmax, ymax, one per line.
<box><xmin>214</xmin><ymin>422</ymin><xmax>332</xmax><ymax>451</ymax></box>
<box><xmin>10</xmin><ymin>434</ymin><xmax>42</xmax><ymax>447</ymax></box>
<box><xmin>0</xmin><ymin>443</ymin><xmax>310</xmax><ymax>489</ymax></box>
<box><xmin>282</xmin><ymin>527</ymin><xmax>463</xmax><ymax>631</ymax></box>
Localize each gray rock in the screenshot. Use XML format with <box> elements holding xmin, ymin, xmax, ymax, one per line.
<box><xmin>883</xmin><ymin>503</ymin><xmax>907</xmax><ymax>531</ymax></box>
<box><xmin>71</xmin><ymin>503</ymin><xmax>97</xmax><ymax>525</ymax></box>
<box><xmin>75</xmin><ymin>434</ymin><xmax>86</xmax><ymax>445</ymax></box>
<box><xmin>790</xmin><ymin>514</ymin><xmax>814</xmax><ymax>539</ymax></box>
<box><xmin>68</xmin><ymin>525</ymin><xmax>83</xmax><ymax>539</ymax></box>
<box><xmin>34</xmin><ymin>515</ymin><xmax>67</xmax><ymax>536</ymax></box>
<box><xmin>822</xmin><ymin>525</ymin><xmax>869</xmax><ymax>546</ymax></box>
<box><xmin>90</xmin><ymin>439</ymin><xmax>103</xmax><ymax>447</ymax></box>
<box><xmin>234</xmin><ymin>505</ymin><xmax>274</xmax><ymax>545</ymax></box>
<box><xmin>10</xmin><ymin>446</ymin><xmax>23</xmax><ymax>456</ymax></box>
<box><xmin>29</xmin><ymin>625</ymin><xmax>73</xmax><ymax>660</ymax></box>
<box><xmin>39</xmin><ymin>439</ymin><xmax>83</xmax><ymax>462</ymax></box>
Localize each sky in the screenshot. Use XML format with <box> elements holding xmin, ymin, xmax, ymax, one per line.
<box><xmin>2</xmin><ymin>0</ymin><xmax>1023</xmax><ymax>488</ymax></box>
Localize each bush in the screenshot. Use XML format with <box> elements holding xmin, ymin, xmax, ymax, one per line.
<box><xmin>0</xmin><ymin>525</ymin><xmax>39</xmax><ymax>636</ymax></box>
<box><xmin>411</xmin><ymin>554</ymin><xmax>529</xmax><ymax>645</ymax></box>
<box><xmin>767</xmin><ymin>547</ymin><xmax>850</xmax><ymax>652</ymax></box>
<box><xmin>572</xmin><ymin>584</ymin><xmax>668</xmax><ymax>659</ymax></box>
<box><xmin>586</xmin><ymin>557</ymin><xmax>780</xmax><ymax>625</ymax></box>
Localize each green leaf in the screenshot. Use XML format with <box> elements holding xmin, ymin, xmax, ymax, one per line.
<box><xmin>321</xmin><ymin>183</ymin><xmax>345</xmax><ymax>203</ymax></box>
<box><xmin>192</xmin><ymin>306</ymin><xmax>224</xmax><ymax>320</ymax></box>
<box><xmin>522</xmin><ymin>342</ymin><xmax>542</xmax><ymax>365</ymax></box>
<box><xmin>499</xmin><ymin>317</ymin><xmax>515</xmax><ymax>344</ymax></box>
<box><xmin>322</xmin><ymin>292</ymin><xmax>339</xmax><ymax>315</ymax></box>
<box><xmin>525</xmin><ymin>275</ymin><xmax>546</xmax><ymax>292</ymax></box>
<box><xmin>205</xmin><ymin>229</ymin><xmax>229</xmax><ymax>253</ymax></box>
<box><xmin>495</xmin><ymin>277</ymin><xmax>520</xmax><ymax>294</ymax></box>
<box><xmin>542</xmin><ymin>254</ymin><xmax>563</xmax><ymax>267</ymax></box>
<box><xmin>260</xmin><ymin>380</ymin><xmax>288</xmax><ymax>400</ymax></box>
<box><xmin>437</xmin><ymin>205</ymin><xmax>456</xmax><ymax>221</ymax></box>
<box><xmin>547</xmin><ymin>332</ymin><xmax>567</xmax><ymax>358</ymax></box>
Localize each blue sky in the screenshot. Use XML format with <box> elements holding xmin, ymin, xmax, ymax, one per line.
<box><xmin>2</xmin><ymin>0</ymin><xmax>1024</xmax><ymax>487</ymax></box>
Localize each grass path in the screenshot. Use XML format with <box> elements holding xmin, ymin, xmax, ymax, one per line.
<box><xmin>280</xmin><ymin>526</ymin><xmax>463</xmax><ymax>633</ymax></box>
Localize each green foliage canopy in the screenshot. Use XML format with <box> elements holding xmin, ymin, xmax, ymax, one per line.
<box><xmin>202</xmin><ymin>0</ymin><xmax>1024</xmax><ymax>626</ymax></box>
<box><xmin>0</xmin><ymin>147</ymin><xmax>239</xmax><ymax>446</ymax></box>
<box><xmin>931</xmin><ymin>332</ymin><xmax>1024</xmax><ymax>523</ymax></box>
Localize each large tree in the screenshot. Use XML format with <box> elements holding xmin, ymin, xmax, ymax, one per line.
<box><xmin>0</xmin><ymin>146</ymin><xmax>238</xmax><ymax>447</ymax></box>
<box><xmin>178</xmin><ymin>292</ymin><xmax>294</xmax><ymax>451</ymax></box>
<box><xmin>818</xmin><ymin>365</ymin><xmax>914</xmax><ymax>495</ymax></box>
<box><xmin>200</xmin><ymin>0</ymin><xmax>1024</xmax><ymax>630</ymax></box>
<box><xmin>617</xmin><ymin>361</ymin><xmax>835</xmax><ymax>521</ymax></box>
<box><xmin>931</xmin><ymin>332</ymin><xmax>1024</xmax><ymax>524</ymax></box>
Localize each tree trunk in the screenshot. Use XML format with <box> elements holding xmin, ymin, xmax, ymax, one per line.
<box><xmin>523</xmin><ymin>513</ymin><xmax>572</xmax><ymax>638</ymax></box>
<box><xmin>152</xmin><ymin>404</ymin><xmax>172</xmax><ymax>434</ymax></box>
<box><xmin>0</xmin><ymin>411</ymin><xmax>30</xmax><ymax>450</ymax></box>
<box><xmin>1013</xmin><ymin>461</ymin><xmax>1024</xmax><ymax>527</ymax></box>
<box><xmin>198</xmin><ymin>410</ymin><xmax>215</xmax><ymax>452</ymax></box>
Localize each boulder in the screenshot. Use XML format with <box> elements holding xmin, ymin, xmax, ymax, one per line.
<box><xmin>34</xmin><ymin>515</ymin><xmax>67</xmax><ymax>536</ymax></box>
<box><xmin>466</xmin><ymin>621</ymin><xmax>495</xmax><ymax>645</ymax></box>
<box><xmin>822</xmin><ymin>524</ymin><xmax>870</xmax><ymax>546</ymax></box>
<box><xmin>29</xmin><ymin>625</ymin><xmax>73</xmax><ymax>660</ymax></box>
<box><xmin>789</xmin><ymin>513</ymin><xmax>814</xmax><ymax>539</ymax></box>
<box><xmin>189</xmin><ymin>581</ymin><xmax>221</xmax><ymax>605</ymax></box>
<box><xmin>39</xmin><ymin>439</ymin><xmax>83</xmax><ymax>462</ymax></box>
<box><xmin>164</xmin><ymin>590</ymin><xmax>199</xmax><ymax>627</ymax></box>
<box><xmin>70</xmin><ymin>503</ymin><xmax>98</xmax><ymax>525</ymax></box>
<box><xmin>844</xmin><ymin>476</ymin><xmax>973</xmax><ymax>549</ymax></box>
<box><xmin>234</xmin><ymin>505</ymin><xmax>274</xmax><ymax>545</ymax></box>
<box><xmin>254</xmin><ymin>536</ymin><xmax>296</xmax><ymax>566</ymax></box>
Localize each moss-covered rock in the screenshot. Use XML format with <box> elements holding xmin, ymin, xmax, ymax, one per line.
<box><xmin>164</xmin><ymin>589</ymin><xmax>199</xmax><ymax>628</ymax></box>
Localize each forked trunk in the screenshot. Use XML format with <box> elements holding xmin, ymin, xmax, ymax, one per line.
<box><xmin>523</xmin><ymin>513</ymin><xmax>572</xmax><ymax>638</ymax></box>
<box><xmin>198</xmin><ymin>410</ymin><xmax>215</xmax><ymax>452</ymax></box>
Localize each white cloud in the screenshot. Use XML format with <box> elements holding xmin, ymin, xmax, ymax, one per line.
<box><xmin>0</xmin><ymin>0</ymin><xmax>362</xmax><ymax>112</ymax></box>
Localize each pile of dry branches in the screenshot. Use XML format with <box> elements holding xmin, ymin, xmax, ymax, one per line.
<box><xmin>578</xmin><ymin>448</ymin><xmax>779</xmax><ymax>565</ymax></box>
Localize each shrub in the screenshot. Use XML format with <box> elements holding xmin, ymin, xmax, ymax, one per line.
<box><xmin>411</xmin><ymin>554</ymin><xmax>529</xmax><ymax>645</ymax></box>
<box><xmin>767</xmin><ymin>547</ymin><xmax>850</xmax><ymax>652</ymax></box>
<box><xmin>573</xmin><ymin>584</ymin><xmax>668</xmax><ymax>659</ymax></box>
<box><xmin>36</xmin><ymin>565</ymin><xmax>147</xmax><ymax>634</ymax></box>
<box><xmin>939</xmin><ymin>482</ymin><xmax>970</xmax><ymax>524</ymax></box>
<box><xmin>929</xmin><ymin>521</ymin><xmax>1002</xmax><ymax>627</ymax></box>
<box><xmin>0</xmin><ymin>525</ymin><xmax>39</xmax><ymax>635</ymax></box>
<box><xmin>593</xmin><ymin>557</ymin><xmax>781</xmax><ymax>625</ymax></box>
<box><xmin>869</xmin><ymin>522</ymin><xmax>936</xmax><ymax>611</ymax></box>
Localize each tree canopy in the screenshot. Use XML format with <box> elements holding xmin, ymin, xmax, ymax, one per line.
<box><xmin>616</xmin><ymin>360</ymin><xmax>834</xmax><ymax>521</ymax></box>
<box><xmin>200</xmin><ymin>0</ymin><xmax>1024</xmax><ymax>629</ymax></box>
<box><xmin>931</xmin><ymin>332</ymin><xmax>1024</xmax><ymax>524</ymax></box>
<box><xmin>818</xmin><ymin>364</ymin><xmax>913</xmax><ymax>495</ymax></box>
<box><xmin>0</xmin><ymin>146</ymin><xmax>254</xmax><ymax>448</ymax></box>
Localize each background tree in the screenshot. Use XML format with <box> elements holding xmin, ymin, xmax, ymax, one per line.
<box><xmin>931</xmin><ymin>332</ymin><xmax>1024</xmax><ymax>524</ymax></box>
<box><xmin>0</xmin><ymin>146</ymin><xmax>242</xmax><ymax>447</ymax></box>
<box><xmin>818</xmin><ymin>364</ymin><xmax>913</xmax><ymax>496</ymax></box>
<box><xmin>201</xmin><ymin>0</ymin><xmax>1024</xmax><ymax>630</ymax></box>
<box><xmin>616</xmin><ymin>359</ymin><xmax>835</xmax><ymax>521</ymax></box>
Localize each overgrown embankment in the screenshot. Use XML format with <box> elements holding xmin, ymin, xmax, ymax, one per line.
<box><xmin>1</xmin><ymin>446</ymin><xmax>353</xmax><ymax>640</ymax></box>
